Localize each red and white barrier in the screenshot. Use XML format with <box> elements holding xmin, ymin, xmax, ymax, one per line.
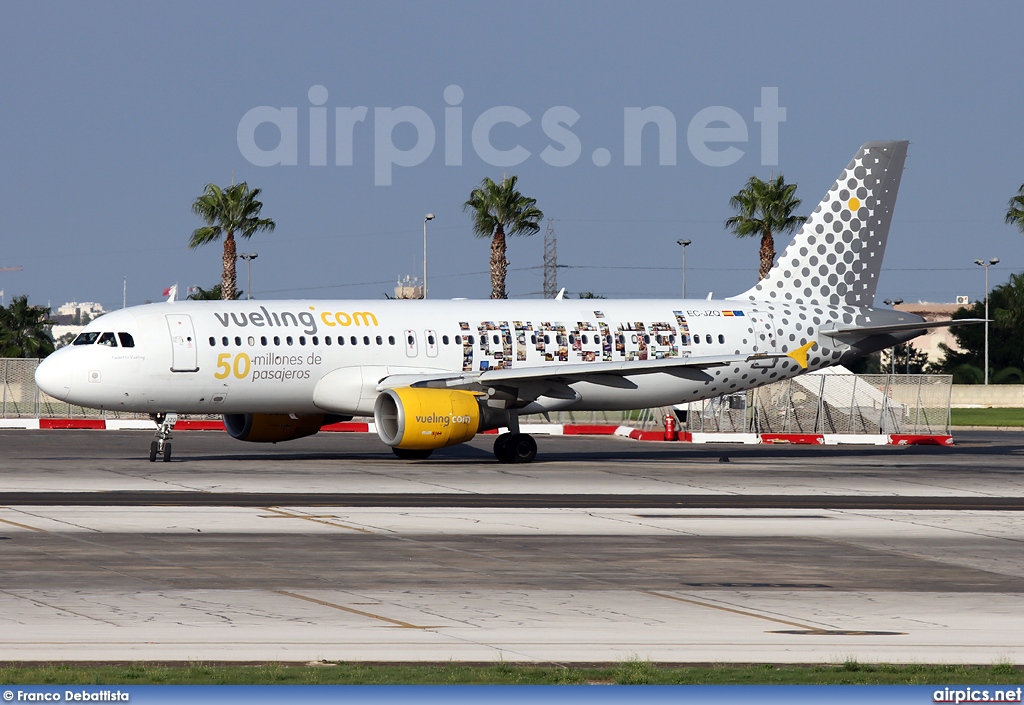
<box><xmin>0</xmin><ymin>418</ymin><xmax>953</xmax><ymax>445</ymax></box>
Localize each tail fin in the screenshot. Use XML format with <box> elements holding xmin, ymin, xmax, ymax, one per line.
<box><xmin>732</xmin><ymin>140</ymin><xmax>909</xmax><ymax>308</ymax></box>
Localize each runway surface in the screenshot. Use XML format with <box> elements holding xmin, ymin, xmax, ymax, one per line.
<box><xmin>1</xmin><ymin>429</ymin><xmax>1023</xmax><ymax>663</ymax></box>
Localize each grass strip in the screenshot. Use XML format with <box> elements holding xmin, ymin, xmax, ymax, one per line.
<box><xmin>1</xmin><ymin>660</ymin><xmax>1022</xmax><ymax>685</ymax></box>
<box><xmin>951</xmin><ymin>407</ymin><xmax>1024</xmax><ymax>427</ymax></box>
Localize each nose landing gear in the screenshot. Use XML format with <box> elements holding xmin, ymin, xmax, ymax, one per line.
<box><xmin>149</xmin><ymin>412</ymin><xmax>177</xmax><ymax>462</ymax></box>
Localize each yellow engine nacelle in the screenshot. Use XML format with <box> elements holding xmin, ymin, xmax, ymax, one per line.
<box><xmin>223</xmin><ymin>413</ymin><xmax>327</xmax><ymax>443</ymax></box>
<box><xmin>374</xmin><ymin>388</ymin><xmax>482</xmax><ymax>450</ymax></box>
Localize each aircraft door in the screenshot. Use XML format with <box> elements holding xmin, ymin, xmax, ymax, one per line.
<box><xmin>166</xmin><ymin>314</ymin><xmax>199</xmax><ymax>372</ymax></box>
<box><xmin>404</xmin><ymin>329</ymin><xmax>418</xmax><ymax>358</ymax></box>
<box><xmin>424</xmin><ymin>329</ymin><xmax>438</xmax><ymax>357</ymax></box>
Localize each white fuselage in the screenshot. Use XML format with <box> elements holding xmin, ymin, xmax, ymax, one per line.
<box><xmin>36</xmin><ymin>297</ymin><xmax>918</xmax><ymax>416</ymax></box>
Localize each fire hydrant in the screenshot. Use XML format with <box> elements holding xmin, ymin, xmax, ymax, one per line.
<box><xmin>664</xmin><ymin>413</ymin><xmax>677</xmax><ymax>441</ymax></box>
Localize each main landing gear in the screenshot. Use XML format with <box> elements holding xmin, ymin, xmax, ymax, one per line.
<box><xmin>149</xmin><ymin>412</ymin><xmax>177</xmax><ymax>463</ymax></box>
<box><xmin>492</xmin><ymin>411</ymin><xmax>537</xmax><ymax>463</ymax></box>
<box><xmin>493</xmin><ymin>432</ymin><xmax>537</xmax><ymax>463</ymax></box>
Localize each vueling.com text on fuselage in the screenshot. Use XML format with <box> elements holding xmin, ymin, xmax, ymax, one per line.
<box><xmin>213</xmin><ymin>307</ymin><xmax>379</xmax><ymax>336</ymax></box>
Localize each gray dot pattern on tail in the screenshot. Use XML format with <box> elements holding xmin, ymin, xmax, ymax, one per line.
<box><xmin>740</xmin><ymin>141</ymin><xmax>909</xmax><ymax>309</ymax></box>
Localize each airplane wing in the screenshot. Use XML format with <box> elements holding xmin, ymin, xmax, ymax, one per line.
<box><xmin>823</xmin><ymin>319</ymin><xmax>986</xmax><ymax>341</ymax></box>
<box><xmin>377</xmin><ymin>343</ymin><xmax>816</xmax><ymax>394</ymax></box>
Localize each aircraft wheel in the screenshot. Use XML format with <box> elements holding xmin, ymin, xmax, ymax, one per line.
<box><xmin>496</xmin><ymin>433</ymin><xmax>537</xmax><ymax>464</ymax></box>
<box><xmin>149</xmin><ymin>441</ymin><xmax>158</xmax><ymax>463</ymax></box>
<box><xmin>509</xmin><ymin>433</ymin><xmax>538</xmax><ymax>463</ymax></box>
<box><xmin>392</xmin><ymin>447</ymin><xmax>433</xmax><ymax>460</ymax></box>
<box><xmin>493</xmin><ymin>433</ymin><xmax>512</xmax><ymax>461</ymax></box>
<box><xmin>162</xmin><ymin>442</ymin><xmax>172</xmax><ymax>462</ymax></box>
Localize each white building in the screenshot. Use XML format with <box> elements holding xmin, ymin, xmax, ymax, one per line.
<box><xmin>893</xmin><ymin>302</ymin><xmax>964</xmax><ymax>362</ymax></box>
<box><xmin>55</xmin><ymin>301</ymin><xmax>106</xmax><ymax>319</ymax></box>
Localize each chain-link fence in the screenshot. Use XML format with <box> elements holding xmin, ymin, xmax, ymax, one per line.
<box><xmin>684</xmin><ymin>372</ymin><xmax>952</xmax><ymax>435</ymax></box>
<box><xmin>1</xmin><ymin>358</ymin><xmax>204</xmax><ymax>420</ymax></box>
<box><xmin>3</xmin><ymin>358</ymin><xmax>951</xmax><ymax>435</ymax></box>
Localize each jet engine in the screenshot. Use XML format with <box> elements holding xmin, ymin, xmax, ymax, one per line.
<box><xmin>223</xmin><ymin>413</ymin><xmax>331</xmax><ymax>443</ymax></box>
<box><xmin>373</xmin><ymin>388</ymin><xmax>484</xmax><ymax>450</ymax></box>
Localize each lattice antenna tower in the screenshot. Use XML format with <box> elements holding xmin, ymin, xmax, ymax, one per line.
<box><xmin>542</xmin><ymin>219</ymin><xmax>557</xmax><ymax>299</ymax></box>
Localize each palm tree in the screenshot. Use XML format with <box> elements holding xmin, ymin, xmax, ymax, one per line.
<box><xmin>0</xmin><ymin>295</ymin><xmax>54</xmax><ymax>358</ymax></box>
<box><xmin>463</xmin><ymin>175</ymin><xmax>544</xmax><ymax>299</ymax></box>
<box><xmin>725</xmin><ymin>174</ymin><xmax>807</xmax><ymax>281</ymax></box>
<box><xmin>1006</xmin><ymin>184</ymin><xmax>1024</xmax><ymax>234</ymax></box>
<box><xmin>187</xmin><ymin>283</ymin><xmax>242</xmax><ymax>301</ymax></box>
<box><xmin>189</xmin><ymin>182</ymin><xmax>275</xmax><ymax>301</ymax></box>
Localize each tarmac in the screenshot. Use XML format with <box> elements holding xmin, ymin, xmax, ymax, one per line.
<box><xmin>0</xmin><ymin>429</ymin><xmax>1022</xmax><ymax>664</ymax></box>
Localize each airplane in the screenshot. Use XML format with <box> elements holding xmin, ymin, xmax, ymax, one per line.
<box><xmin>34</xmin><ymin>140</ymin><xmax>977</xmax><ymax>464</ymax></box>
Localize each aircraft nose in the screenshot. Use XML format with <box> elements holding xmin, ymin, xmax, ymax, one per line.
<box><xmin>35</xmin><ymin>355</ymin><xmax>72</xmax><ymax>401</ymax></box>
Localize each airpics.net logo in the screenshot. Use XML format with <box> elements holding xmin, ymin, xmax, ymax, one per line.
<box><xmin>237</xmin><ymin>85</ymin><xmax>787</xmax><ymax>185</ymax></box>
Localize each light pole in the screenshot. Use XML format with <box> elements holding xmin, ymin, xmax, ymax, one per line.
<box><xmin>676</xmin><ymin>239</ymin><xmax>691</xmax><ymax>299</ymax></box>
<box><xmin>883</xmin><ymin>298</ymin><xmax>903</xmax><ymax>374</ymax></box>
<box><xmin>974</xmin><ymin>258</ymin><xmax>1000</xmax><ymax>385</ymax></box>
<box><xmin>239</xmin><ymin>253</ymin><xmax>258</xmax><ymax>300</ymax></box>
<box><xmin>423</xmin><ymin>213</ymin><xmax>435</xmax><ymax>299</ymax></box>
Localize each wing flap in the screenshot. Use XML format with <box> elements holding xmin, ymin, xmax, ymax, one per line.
<box><xmin>377</xmin><ymin>351</ymin><xmax>797</xmax><ymax>393</ymax></box>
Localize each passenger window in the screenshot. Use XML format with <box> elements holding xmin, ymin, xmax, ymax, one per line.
<box><xmin>531</xmin><ymin>334</ymin><xmax>537</xmax><ymax>344</ymax></box>
<box><xmin>706</xmin><ymin>334</ymin><xmax>712</xmax><ymax>344</ymax></box>
<box><xmin>208</xmin><ymin>337</ymin><xmax>215</xmax><ymax>346</ymax></box>
<box><xmin>718</xmin><ymin>334</ymin><xmax>725</xmax><ymax>344</ymax></box>
<box><xmin>324</xmin><ymin>336</ymin><xmax>332</xmax><ymax>346</ymax></box>
<box><xmin>312</xmin><ymin>336</ymin><xmax>319</xmax><ymax>345</ymax></box>
<box><xmin>247</xmin><ymin>336</ymin><xmax>255</xmax><ymax>346</ymax></box>
<box><xmin>234</xmin><ymin>336</ymin><xmax>242</xmax><ymax>346</ymax></box>
<box><xmin>286</xmin><ymin>336</ymin><xmax>293</xmax><ymax>345</ymax></box>
<box><xmin>694</xmin><ymin>335</ymin><xmax>700</xmax><ymax>344</ymax></box>
<box><xmin>72</xmin><ymin>332</ymin><xmax>100</xmax><ymax>345</ymax></box>
<box><xmin>407</xmin><ymin>334</ymin><xmax>414</xmax><ymax>345</ymax></box>
<box><xmin>428</xmin><ymin>335</ymin><xmax>435</xmax><ymax>345</ymax></box>
<box><xmin>338</xmin><ymin>336</ymin><xmax>345</xmax><ymax>345</ymax></box>
<box><xmin>273</xmin><ymin>336</ymin><xmax>281</xmax><ymax>346</ymax></box>
<box><xmin>222</xmin><ymin>336</ymin><xmax>229</xmax><ymax>346</ymax></box>
<box><xmin>468</xmin><ymin>335</ymin><xmax>475</xmax><ymax>345</ymax></box>
<box><xmin>388</xmin><ymin>336</ymin><xmax>395</xmax><ymax>345</ymax></box>
<box><xmin>544</xmin><ymin>335</ymin><xmax>550</xmax><ymax>344</ymax></box>
<box><xmin>493</xmin><ymin>334</ymin><xmax>499</xmax><ymax>345</ymax></box>
<box><xmin>363</xmin><ymin>336</ymin><xmax>370</xmax><ymax>345</ymax></box>
<box><xmin>455</xmin><ymin>335</ymin><xmax>462</xmax><ymax>344</ymax></box>
<box><xmin>97</xmin><ymin>332</ymin><xmax>117</xmax><ymax>347</ymax></box>
<box><xmin>261</xmin><ymin>336</ymin><xmax>268</xmax><ymax>346</ymax></box>
<box><xmin>376</xmin><ymin>336</ymin><xmax>383</xmax><ymax>345</ymax></box>
<box><xmin>442</xmin><ymin>335</ymin><xmax>449</xmax><ymax>345</ymax></box>
<box><xmin>299</xmin><ymin>336</ymin><xmax>306</xmax><ymax>345</ymax></box>
<box><xmin>350</xmin><ymin>336</ymin><xmax>357</xmax><ymax>345</ymax></box>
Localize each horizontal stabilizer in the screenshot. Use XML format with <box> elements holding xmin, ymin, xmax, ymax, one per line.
<box><xmin>824</xmin><ymin>318</ymin><xmax>986</xmax><ymax>340</ymax></box>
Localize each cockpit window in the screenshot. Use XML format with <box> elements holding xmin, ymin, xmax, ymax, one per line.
<box><xmin>118</xmin><ymin>332</ymin><xmax>135</xmax><ymax>348</ymax></box>
<box><xmin>97</xmin><ymin>332</ymin><xmax>118</xmax><ymax>347</ymax></box>
<box><xmin>72</xmin><ymin>332</ymin><xmax>100</xmax><ymax>346</ymax></box>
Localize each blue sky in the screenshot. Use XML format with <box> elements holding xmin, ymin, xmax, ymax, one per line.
<box><xmin>1</xmin><ymin>1</ymin><xmax>1021</xmax><ymax>309</ymax></box>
